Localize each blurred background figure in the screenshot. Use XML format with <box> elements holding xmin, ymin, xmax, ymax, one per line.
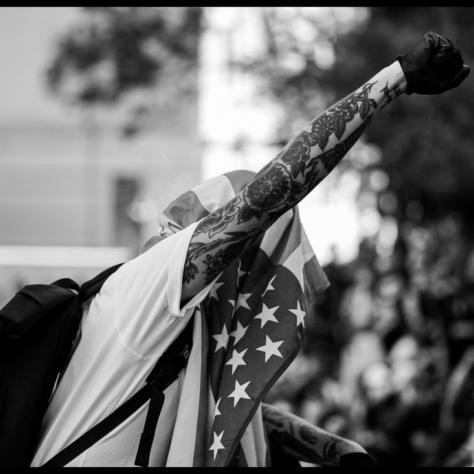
<box><xmin>1</xmin><ymin>6</ymin><xmax>474</xmax><ymax>466</ymax></box>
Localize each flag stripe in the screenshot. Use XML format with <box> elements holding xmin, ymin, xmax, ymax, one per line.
<box><xmin>192</xmin><ymin>174</ymin><xmax>235</xmax><ymax>214</ymax></box>
<box><xmin>300</xmin><ymin>227</ymin><xmax>330</xmax><ymax>294</ymax></box>
<box><xmin>259</xmin><ymin>211</ymin><xmax>302</xmax><ymax>268</ymax></box>
<box><xmin>223</xmin><ymin>170</ymin><xmax>257</xmax><ymax>196</ymax></box>
<box><xmin>240</xmin><ymin>404</ymin><xmax>268</xmax><ymax>466</ymax></box>
<box><xmin>303</xmin><ymin>255</ymin><xmax>330</xmax><ymax>307</ymax></box>
<box><xmin>192</xmin><ymin>311</ymin><xmax>212</xmax><ymax>466</ymax></box>
<box><xmin>163</xmin><ymin>190</ymin><xmax>209</xmax><ymax>228</ymax></box>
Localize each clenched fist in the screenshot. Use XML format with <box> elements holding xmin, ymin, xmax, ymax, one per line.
<box><xmin>397</xmin><ymin>31</ymin><xmax>470</xmax><ymax>94</ymax></box>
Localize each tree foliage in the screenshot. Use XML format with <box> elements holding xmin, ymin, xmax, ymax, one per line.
<box><xmin>246</xmin><ymin>7</ymin><xmax>474</xmax><ymax>232</ymax></box>
<box><xmin>233</xmin><ymin>7</ymin><xmax>369</xmax><ymax>141</ymax></box>
<box><xmin>326</xmin><ymin>7</ymin><xmax>474</xmax><ymax>230</ymax></box>
<box><xmin>45</xmin><ymin>7</ymin><xmax>202</xmax><ymax>136</ymax></box>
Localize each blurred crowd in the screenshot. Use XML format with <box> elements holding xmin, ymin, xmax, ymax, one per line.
<box><xmin>266</xmin><ymin>214</ymin><xmax>474</xmax><ymax>467</ymax></box>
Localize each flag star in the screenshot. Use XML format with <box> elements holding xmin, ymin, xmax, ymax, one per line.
<box><xmin>212</xmin><ymin>324</ymin><xmax>230</xmax><ymax>352</ymax></box>
<box><xmin>214</xmin><ymin>397</ymin><xmax>222</xmax><ymax>417</ymax></box>
<box><xmin>235</xmin><ymin>293</ymin><xmax>252</xmax><ymax>311</ymax></box>
<box><xmin>231</xmin><ymin>321</ymin><xmax>248</xmax><ymax>345</ymax></box>
<box><xmin>256</xmin><ymin>335</ymin><xmax>284</xmax><ymax>363</ymax></box>
<box><xmin>225</xmin><ymin>348</ymin><xmax>248</xmax><ymax>374</ymax></box>
<box><xmin>255</xmin><ymin>303</ymin><xmax>279</xmax><ymax>328</ymax></box>
<box><xmin>263</xmin><ymin>275</ymin><xmax>277</xmax><ymax>295</ymax></box>
<box><xmin>289</xmin><ymin>300</ymin><xmax>306</xmax><ymax>327</ymax></box>
<box><xmin>209</xmin><ymin>430</ymin><xmax>225</xmax><ymax>460</ymax></box>
<box><xmin>208</xmin><ymin>281</ymin><xmax>224</xmax><ymax>301</ymax></box>
<box><xmin>227</xmin><ymin>298</ymin><xmax>236</xmax><ymax>309</ymax></box>
<box><xmin>237</xmin><ymin>260</ymin><xmax>248</xmax><ymax>280</ymax></box>
<box><xmin>228</xmin><ymin>379</ymin><xmax>251</xmax><ymax>407</ymax></box>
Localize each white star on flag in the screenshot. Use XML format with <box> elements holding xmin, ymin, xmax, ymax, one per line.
<box><xmin>237</xmin><ymin>260</ymin><xmax>248</xmax><ymax>280</ymax></box>
<box><xmin>263</xmin><ymin>275</ymin><xmax>277</xmax><ymax>295</ymax></box>
<box><xmin>212</xmin><ymin>324</ymin><xmax>230</xmax><ymax>352</ymax></box>
<box><xmin>289</xmin><ymin>300</ymin><xmax>306</xmax><ymax>327</ymax></box>
<box><xmin>214</xmin><ymin>397</ymin><xmax>222</xmax><ymax>417</ymax></box>
<box><xmin>234</xmin><ymin>293</ymin><xmax>251</xmax><ymax>311</ymax></box>
<box><xmin>209</xmin><ymin>430</ymin><xmax>225</xmax><ymax>460</ymax></box>
<box><xmin>256</xmin><ymin>335</ymin><xmax>284</xmax><ymax>363</ymax></box>
<box><xmin>225</xmin><ymin>348</ymin><xmax>248</xmax><ymax>374</ymax></box>
<box><xmin>227</xmin><ymin>299</ymin><xmax>236</xmax><ymax>310</ymax></box>
<box><xmin>255</xmin><ymin>303</ymin><xmax>279</xmax><ymax>328</ymax></box>
<box><xmin>228</xmin><ymin>379</ymin><xmax>251</xmax><ymax>407</ymax></box>
<box><xmin>230</xmin><ymin>321</ymin><xmax>248</xmax><ymax>345</ymax></box>
<box><xmin>208</xmin><ymin>281</ymin><xmax>224</xmax><ymax>301</ymax></box>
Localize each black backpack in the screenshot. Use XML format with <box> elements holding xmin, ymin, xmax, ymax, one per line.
<box><xmin>0</xmin><ymin>264</ymin><xmax>193</xmax><ymax>467</ymax></box>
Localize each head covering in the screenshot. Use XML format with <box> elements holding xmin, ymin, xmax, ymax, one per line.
<box><xmin>145</xmin><ymin>170</ymin><xmax>368</xmax><ymax>467</ymax></box>
<box><xmin>142</xmin><ymin>169</ymin><xmax>329</xmax><ymax>295</ymax></box>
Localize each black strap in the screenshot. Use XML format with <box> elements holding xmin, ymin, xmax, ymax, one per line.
<box><xmin>79</xmin><ymin>263</ymin><xmax>124</xmax><ymax>303</ymax></box>
<box><xmin>41</xmin><ymin>384</ymin><xmax>153</xmax><ymax>467</ymax></box>
<box><xmin>134</xmin><ymin>386</ymin><xmax>165</xmax><ymax>467</ymax></box>
<box><xmin>41</xmin><ymin>318</ymin><xmax>194</xmax><ymax>467</ymax></box>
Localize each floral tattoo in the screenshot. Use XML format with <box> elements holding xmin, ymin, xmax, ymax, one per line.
<box><xmin>184</xmin><ymin>81</ymin><xmax>379</xmax><ymax>284</ymax></box>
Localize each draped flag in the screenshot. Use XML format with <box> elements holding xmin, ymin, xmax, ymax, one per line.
<box><xmin>202</xmin><ymin>210</ymin><xmax>328</xmax><ymax>466</ymax></box>
<box><xmin>149</xmin><ymin>170</ymin><xmax>330</xmax><ymax>466</ymax></box>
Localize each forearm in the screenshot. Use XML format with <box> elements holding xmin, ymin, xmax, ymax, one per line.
<box><xmin>182</xmin><ymin>62</ymin><xmax>406</xmax><ymax>299</ymax></box>
<box><xmin>243</xmin><ymin>60</ymin><xmax>406</xmax><ymax>224</ymax></box>
<box><xmin>269</xmin><ymin>60</ymin><xmax>406</xmax><ymax>198</ymax></box>
<box><xmin>262</xmin><ymin>403</ymin><xmax>370</xmax><ymax>466</ymax></box>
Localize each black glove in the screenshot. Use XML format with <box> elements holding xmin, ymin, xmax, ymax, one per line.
<box><xmin>397</xmin><ymin>31</ymin><xmax>470</xmax><ymax>94</ymax></box>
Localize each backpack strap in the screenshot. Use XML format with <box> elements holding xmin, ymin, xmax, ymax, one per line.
<box><xmin>79</xmin><ymin>263</ymin><xmax>124</xmax><ymax>303</ymax></box>
<box><xmin>53</xmin><ymin>264</ymin><xmax>126</xmax><ymax>394</ymax></box>
<box><xmin>134</xmin><ymin>317</ymin><xmax>193</xmax><ymax>467</ymax></box>
<box><xmin>41</xmin><ymin>316</ymin><xmax>194</xmax><ymax>467</ymax></box>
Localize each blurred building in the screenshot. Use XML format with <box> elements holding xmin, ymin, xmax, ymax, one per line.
<box><xmin>0</xmin><ymin>7</ymin><xmax>202</xmax><ymax>304</ymax></box>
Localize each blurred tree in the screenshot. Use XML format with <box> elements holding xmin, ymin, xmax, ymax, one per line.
<box><xmin>243</xmin><ymin>7</ymin><xmax>474</xmax><ymax>234</ymax></box>
<box><xmin>45</xmin><ymin>6</ymin><xmax>202</xmax><ymax>137</ymax></box>
<box><xmin>327</xmin><ymin>7</ymin><xmax>474</xmax><ymax>234</ymax></box>
<box><xmin>233</xmin><ymin>7</ymin><xmax>369</xmax><ymax>144</ymax></box>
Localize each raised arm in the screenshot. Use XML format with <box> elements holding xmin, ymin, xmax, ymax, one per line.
<box><xmin>181</xmin><ymin>32</ymin><xmax>469</xmax><ymax>305</ymax></box>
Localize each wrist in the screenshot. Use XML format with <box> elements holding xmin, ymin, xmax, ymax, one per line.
<box><xmin>370</xmin><ymin>61</ymin><xmax>407</xmax><ymax>109</ymax></box>
<box><xmin>388</xmin><ymin>60</ymin><xmax>408</xmax><ymax>93</ymax></box>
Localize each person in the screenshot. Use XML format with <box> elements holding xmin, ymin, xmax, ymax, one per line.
<box><xmin>30</xmin><ymin>31</ymin><xmax>469</xmax><ymax>467</ymax></box>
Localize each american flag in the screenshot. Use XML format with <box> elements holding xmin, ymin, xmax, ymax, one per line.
<box><xmin>155</xmin><ymin>170</ymin><xmax>329</xmax><ymax>466</ymax></box>
<box><xmin>204</xmin><ymin>217</ymin><xmax>319</xmax><ymax>466</ymax></box>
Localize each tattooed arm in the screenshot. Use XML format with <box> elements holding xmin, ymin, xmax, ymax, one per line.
<box><xmin>262</xmin><ymin>403</ymin><xmax>373</xmax><ymax>466</ymax></box>
<box><xmin>181</xmin><ymin>62</ymin><xmax>405</xmax><ymax>303</ymax></box>
<box><xmin>181</xmin><ymin>32</ymin><xmax>469</xmax><ymax>304</ymax></box>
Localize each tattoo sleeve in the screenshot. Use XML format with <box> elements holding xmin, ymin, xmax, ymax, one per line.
<box><xmin>181</xmin><ymin>61</ymin><xmax>407</xmax><ymax>304</ymax></box>
<box><xmin>261</xmin><ymin>403</ymin><xmax>371</xmax><ymax>466</ymax></box>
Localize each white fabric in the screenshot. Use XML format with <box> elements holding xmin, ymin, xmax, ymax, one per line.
<box><xmin>31</xmin><ymin>221</ymin><xmax>216</xmax><ymax>467</ymax></box>
<box><xmin>165</xmin><ymin>308</ymin><xmax>206</xmax><ymax>466</ymax></box>
<box><xmin>192</xmin><ymin>174</ymin><xmax>234</xmax><ymax>213</ymax></box>
<box><xmin>239</xmin><ymin>404</ymin><xmax>268</xmax><ymax>466</ymax></box>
